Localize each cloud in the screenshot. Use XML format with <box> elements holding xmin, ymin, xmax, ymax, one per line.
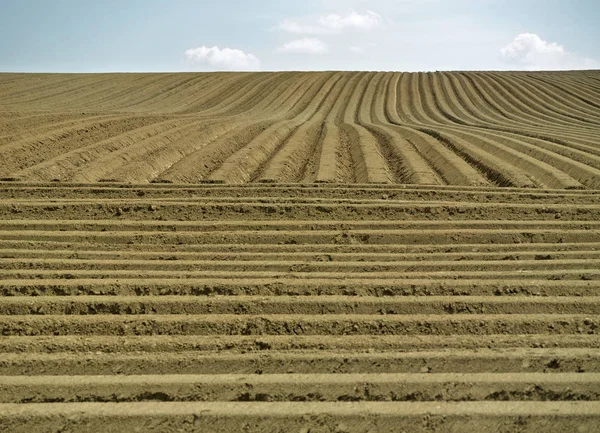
<box><xmin>500</xmin><ymin>33</ymin><xmax>599</xmax><ymax>70</ymax></box>
<box><xmin>277</xmin><ymin>38</ymin><xmax>328</xmax><ymax>54</ymax></box>
<box><xmin>319</xmin><ymin>11</ymin><xmax>382</xmax><ymax>31</ymax></box>
<box><xmin>277</xmin><ymin>11</ymin><xmax>382</xmax><ymax>35</ymax></box>
<box><xmin>349</xmin><ymin>46</ymin><xmax>364</xmax><ymax>53</ymax></box>
<box><xmin>184</xmin><ymin>46</ymin><xmax>260</xmax><ymax>71</ymax></box>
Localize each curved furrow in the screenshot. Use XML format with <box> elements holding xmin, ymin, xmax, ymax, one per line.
<box><xmin>176</xmin><ymin>73</ymin><xmax>273</xmax><ymax>115</ymax></box>
<box><xmin>204</xmin><ymin>72</ymin><xmax>305</xmax><ymax>118</ymax></box>
<box><xmin>110</xmin><ymin>74</ymin><xmax>229</xmax><ymax>114</ymax></box>
<box><xmin>426</xmin><ymin>73</ymin><xmax>473</xmax><ymax>126</ymax></box>
<box><xmin>534</xmin><ymin>76</ymin><xmax>600</xmax><ymax>112</ymax></box>
<box><xmin>1</xmin><ymin>71</ymin><xmax>599</xmax><ymax>188</ymax></box>
<box><xmin>116</xmin><ymin>75</ymin><xmax>312</xmax><ymax>183</ymax></box>
<box><xmin>392</xmin><ymin>72</ymin><xmax>421</xmax><ymax>124</ymax></box>
<box><xmin>478</xmin><ymin>126</ymin><xmax>600</xmax><ymax>160</ymax></box>
<box><xmin>0</xmin><ymin>113</ymin><xmax>120</xmax><ymax>147</ymax></box>
<box><xmin>420</xmin><ymin>72</ymin><xmax>468</xmax><ymax>125</ymax></box>
<box><xmin>80</xmin><ymin>74</ymin><xmax>191</xmax><ymax>112</ymax></box>
<box><xmin>527</xmin><ymin>73</ymin><xmax>600</xmax><ymax>110</ymax></box>
<box><xmin>237</xmin><ymin>73</ymin><xmax>318</xmax><ymax>119</ymax></box>
<box><xmin>42</xmin><ymin>75</ymin><xmax>168</xmax><ymax>113</ymax></box>
<box><xmin>454</xmin><ymin>73</ymin><xmax>600</xmax><ymax>146</ymax></box>
<box><xmin>153</xmin><ymin>74</ymin><xmax>321</xmax><ymax>184</ymax></box>
<box><xmin>206</xmin><ymin>73</ymin><xmax>343</xmax><ymax>184</ymax></box>
<box><xmin>0</xmin><ymin>115</ymin><xmax>160</xmax><ymax>178</ymax></box>
<box><xmin>51</xmin><ymin>119</ymin><xmax>200</xmax><ymax>182</ymax></box>
<box><xmin>458</xmin><ymin>72</ymin><xmax>572</xmax><ymax>133</ymax></box>
<box><xmin>2</xmin><ymin>75</ymin><xmax>138</xmax><ymax>110</ymax></box>
<box><xmin>486</xmin><ymin>73</ymin><xmax>599</xmax><ymax>129</ymax></box>
<box><xmin>439</xmin><ymin>73</ymin><xmax>506</xmax><ymax>126</ymax></box>
<box><xmin>66</xmin><ymin>119</ymin><xmax>235</xmax><ymax>183</ymax></box>
<box><xmin>256</xmin><ymin>74</ymin><xmax>352</xmax><ymax>183</ymax></box>
<box><xmin>436</xmin><ymin>126</ymin><xmax>584</xmax><ymax>189</ymax></box>
<box><xmin>183</xmin><ymin>73</ymin><xmax>294</xmax><ymax>118</ymax></box>
<box><xmin>454</xmin><ymin>127</ymin><xmax>600</xmax><ymax>189</ymax></box>
<box><xmin>383</xmin><ymin>75</ymin><xmax>490</xmax><ymax>186</ymax></box>
<box><xmin>104</xmin><ymin>75</ymin><xmax>313</xmax><ymax>183</ymax></box>
<box><xmin>477</xmin><ymin>121</ymin><xmax>600</xmax><ymax>155</ymax></box>
<box><xmin>363</xmin><ymin>73</ymin><xmax>442</xmax><ymax>185</ymax></box>
<box><xmin>101</xmin><ymin>122</ymin><xmax>251</xmax><ymax>183</ymax></box>
<box><xmin>282</xmin><ymin>74</ymin><xmax>362</xmax><ymax>184</ymax></box>
<box><xmin>111</xmin><ymin>74</ymin><xmax>219</xmax><ymax>113</ymax></box>
<box><xmin>468</xmin><ymin>123</ymin><xmax>600</xmax><ymax>170</ymax></box>
<box><xmin>414</xmin><ymin>73</ymin><xmax>450</xmax><ymax>125</ymax></box>
<box><xmin>451</xmin><ymin>74</ymin><xmax>600</xmax><ymax>151</ymax></box>
<box><xmin>454</xmin><ymin>73</ymin><xmax>514</xmax><ymax>123</ymax></box>
<box><xmin>464</xmin><ymin>73</ymin><xmax>600</xmax><ymax>143</ymax></box>
<box><xmin>142</xmin><ymin>74</ymin><xmax>231</xmax><ymax>113</ymax></box>
<box><xmin>529</xmin><ymin>76</ymin><xmax>600</xmax><ymax>116</ymax></box>
<box><xmin>194</xmin><ymin>74</ymin><xmax>338</xmax><ymax>185</ymax></box>
<box><xmin>575</xmin><ymin>77</ymin><xmax>600</xmax><ymax>96</ymax></box>
<box><xmin>508</xmin><ymin>74</ymin><xmax>600</xmax><ymax>125</ymax></box>
<box><xmin>339</xmin><ymin>72</ymin><xmax>393</xmax><ymax>184</ymax></box>
<box><xmin>313</xmin><ymin>73</ymin><xmax>366</xmax><ymax>183</ymax></box>
<box><xmin>0</xmin><ymin>114</ymin><xmax>118</xmax><ymax>152</ymax></box>
<box><xmin>364</xmin><ymin>72</ymin><xmax>420</xmax><ymax>183</ymax></box>
<box><xmin>466</xmin><ymin>72</ymin><xmax>579</xmax><ymax>129</ymax></box>
<box><xmin>385</xmin><ymin>73</ymin><xmax>406</xmax><ymax>125</ymax></box>
<box><xmin>255</xmin><ymin>120</ymin><xmax>325</xmax><ymax>184</ymax></box>
<box><xmin>10</xmin><ymin>118</ymin><xmax>194</xmax><ymax>182</ymax></box>
<box><xmin>388</xmin><ymin>126</ymin><xmax>489</xmax><ymax>186</ymax></box>
<box><xmin>117</xmin><ymin>73</ymin><xmax>252</xmax><ymax>115</ymax></box>
<box><xmin>384</xmin><ymin>73</ymin><xmax>408</xmax><ymax>125</ymax></box>
<box><xmin>417</xmin><ymin>128</ymin><xmax>538</xmax><ymax>187</ymax></box>
<box><xmin>0</xmin><ymin>74</ymin><xmax>96</xmax><ymax>104</ymax></box>
<box><xmin>156</xmin><ymin>122</ymin><xmax>275</xmax><ymax>184</ymax></box>
<box><xmin>313</xmin><ymin>123</ymin><xmax>354</xmax><ymax>183</ymax></box>
<box><xmin>211</xmin><ymin>72</ymin><xmax>301</xmax><ymax>117</ymax></box>
<box><xmin>399</xmin><ymin>72</ymin><xmax>437</xmax><ymax>125</ymax></box>
<box><xmin>580</xmin><ymin>76</ymin><xmax>600</xmax><ymax>91</ymax></box>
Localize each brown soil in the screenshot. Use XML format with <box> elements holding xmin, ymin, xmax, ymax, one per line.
<box><xmin>1</xmin><ymin>71</ymin><xmax>600</xmax><ymax>432</ymax></box>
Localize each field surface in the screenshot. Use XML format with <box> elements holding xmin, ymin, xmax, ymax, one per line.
<box><xmin>1</xmin><ymin>71</ymin><xmax>600</xmax><ymax>187</ymax></box>
<box><xmin>1</xmin><ymin>71</ymin><xmax>600</xmax><ymax>432</ymax></box>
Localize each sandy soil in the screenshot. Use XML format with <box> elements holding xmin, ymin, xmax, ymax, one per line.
<box><xmin>0</xmin><ymin>71</ymin><xmax>599</xmax><ymax>187</ymax></box>
<box><xmin>0</xmin><ymin>71</ymin><xmax>600</xmax><ymax>431</ymax></box>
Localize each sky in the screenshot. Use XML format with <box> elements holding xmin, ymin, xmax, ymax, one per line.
<box><xmin>0</xmin><ymin>0</ymin><xmax>599</xmax><ymax>72</ymax></box>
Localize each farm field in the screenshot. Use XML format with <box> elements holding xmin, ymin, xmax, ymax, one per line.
<box><xmin>0</xmin><ymin>71</ymin><xmax>600</xmax><ymax>432</ymax></box>
<box><xmin>0</xmin><ymin>71</ymin><xmax>600</xmax><ymax>187</ymax></box>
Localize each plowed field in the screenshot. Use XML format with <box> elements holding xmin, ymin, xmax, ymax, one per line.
<box><xmin>1</xmin><ymin>71</ymin><xmax>600</xmax><ymax>432</ymax></box>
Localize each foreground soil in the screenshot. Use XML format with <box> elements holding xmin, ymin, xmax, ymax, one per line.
<box><xmin>0</xmin><ymin>183</ymin><xmax>599</xmax><ymax>432</ymax></box>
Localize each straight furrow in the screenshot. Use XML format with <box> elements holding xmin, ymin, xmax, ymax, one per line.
<box><xmin>1</xmin><ymin>296</ymin><xmax>599</xmax><ymax>315</ymax></box>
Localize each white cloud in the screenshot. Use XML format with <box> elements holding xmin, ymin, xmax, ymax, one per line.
<box><xmin>500</xmin><ymin>33</ymin><xmax>599</xmax><ymax>70</ymax></box>
<box><xmin>277</xmin><ymin>11</ymin><xmax>382</xmax><ymax>35</ymax></box>
<box><xmin>277</xmin><ymin>38</ymin><xmax>328</xmax><ymax>55</ymax></box>
<box><xmin>184</xmin><ymin>46</ymin><xmax>260</xmax><ymax>71</ymax></box>
<box><xmin>319</xmin><ymin>11</ymin><xmax>382</xmax><ymax>31</ymax></box>
<box><xmin>349</xmin><ymin>46</ymin><xmax>364</xmax><ymax>53</ymax></box>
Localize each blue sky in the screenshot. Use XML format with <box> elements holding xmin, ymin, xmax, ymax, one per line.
<box><xmin>1</xmin><ymin>0</ymin><xmax>598</xmax><ymax>72</ymax></box>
